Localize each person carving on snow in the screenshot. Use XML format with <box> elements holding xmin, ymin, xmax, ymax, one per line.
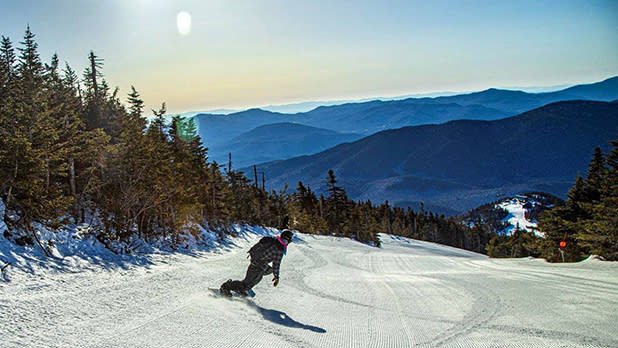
<box><xmin>219</xmin><ymin>229</ymin><xmax>293</xmax><ymax>297</ymax></box>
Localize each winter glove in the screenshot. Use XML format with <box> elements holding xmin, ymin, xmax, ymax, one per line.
<box><xmin>272</xmin><ymin>277</ymin><xmax>279</xmax><ymax>287</ymax></box>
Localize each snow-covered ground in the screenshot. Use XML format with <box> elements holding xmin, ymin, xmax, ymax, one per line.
<box><xmin>498</xmin><ymin>199</ymin><xmax>541</xmax><ymax>236</ymax></box>
<box><xmin>2</xmin><ymin>231</ymin><xmax>617</xmax><ymax>348</ymax></box>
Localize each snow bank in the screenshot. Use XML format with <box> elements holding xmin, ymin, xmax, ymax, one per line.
<box><xmin>0</xmin><ymin>212</ymin><xmax>281</xmax><ymax>282</ymax></box>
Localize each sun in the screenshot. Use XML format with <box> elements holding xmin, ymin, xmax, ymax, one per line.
<box><xmin>177</xmin><ymin>11</ymin><xmax>192</xmax><ymax>36</ymax></box>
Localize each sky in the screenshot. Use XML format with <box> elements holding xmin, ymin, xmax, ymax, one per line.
<box><xmin>1</xmin><ymin>0</ymin><xmax>617</xmax><ymax>114</ymax></box>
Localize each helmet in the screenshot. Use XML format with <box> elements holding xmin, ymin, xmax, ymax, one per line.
<box><xmin>281</xmin><ymin>229</ymin><xmax>294</xmax><ymax>244</ymax></box>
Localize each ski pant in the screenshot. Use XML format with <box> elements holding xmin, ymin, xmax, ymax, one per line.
<box><xmin>226</xmin><ymin>263</ymin><xmax>273</xmax><ymax>293</ymax></box>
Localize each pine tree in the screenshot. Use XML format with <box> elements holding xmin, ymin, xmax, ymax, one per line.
<box><xmin>564</xmin><ymin>175</ymin><xmax>591</xmax><ymax>220</ymax></box>
<box><xmin>295</xmin><ymin>181</ymin><xmax>318</xmax><ymax>214</ymax></box>
<box><xmin>85</xmin><ymin>51</ymin><xmax>102</xmax><ymax>99</ymax></box>
<box><xmin>0</xmin><ymin>36</ymin><xmax>16</xmax><ymax>99</ymax></box>
<box><xmin>102</xmin><ymin>86</ymin><xmax>126</xmax><ymax>142</ymax></box>
<box><xmin>584</xmin><ymin>147</ymin><xmax>605</xmax><ymax>202</ymax></box>
<box><xmin>538</xmin><ymin>139</ymin><xmax>618</xmax><ymax>262</ymax></box>
<box><xmin>324</xmin><ymin>169</ymin><xmax>350</xmax><ymax>234</ymax></box>
<box><xmin>205</xmin><ymin>162</ymin><xmax>232</xmax><ymax>232</ymax></box>
<box><xmin>44</xmin><ymin>54</ymin><xmax>85</xmax><ymax>223</ymax></box>
<box><xmin>0</xmin><ymin>27</ymin><xmax>74</xmax><ymax>254</ymax></box>
<box><xmin>345</xmin><ymin>205</ymin><xmax>363</xmax><ymax>240</ymax></box>
<box><xmin>159</xmin><ymin>113</ymin><xmax>213</xmax><ymax>241</ymax></box>
<box><xmin>576</xmin><ymin>136</ymin><xmax>618</xmax><ymax>260</ymax></box>
<box><xmin>150</xmin><ymin>102</ymin><xmax>168</xmax><ymax>140</ymax></box>
<box><xmin>486</xmin><ymin>235</ymin><xmax>510</xmax><ymax>257</ymax></box>
<box><xmin>0</xmin><ymin>36</ymin><xmax>17</xmax><ymax>193</ymax></box>
<box><xmin>81</xmin><ymin>51</ymin><xmax>109</xmax><ymax>131</ymax></box>
<box><xmin>96</xmin><ymin>86</ymin><xmax>149</xmax><ymax>238</ymax></box>
<box><xmin>175</xmin><ymin>116</ymin><xmax>199</xmax><ymax>143</ymax></box>
<box><xmin>602</xmin><ymin>136</ymin><xmax>618</xmax><ymax>198</ymax></box>
<box><xmin>577</xmin><ymin>200</ymin><xmax>618</xmax><ymax>260</ymax></box>
<box><xmin>537</xmin><ymin>176</ymin><xmax>587</xmax><ymax>262</ymax></box>
<box><xmin>127</xmin><ymin>85</ymin><xmax>144</xmax><ymax>118</ymax></box>
<box><xmin>290</xmin><ymin>181</ymin><xmax>324</xmax><ymax>234</ymax></box>
<box><xmin>61</xmin><ymin>60</ymin><xmax>110</xmax><ymax>223</ymax></box>
<box><xmin>17</xmin><ymin>26</ymin><xmax>43</xmax><ymax>89</ymax></box>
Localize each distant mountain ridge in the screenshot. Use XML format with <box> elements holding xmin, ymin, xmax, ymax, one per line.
<box><xmin>559</xmin><ymin>76</ymin><xmax>618</xmax><ymax>100</ymax></box>
<box><xmin>427</xmin><ymin>76</ymin><xmax>618</xmax><ymax>114</ymax></box>
<box><xmin>209</xmin><ymin>123</ymin><xmax>362</xmax><ymax>168</ymax></box>
<box><xmin>195</xmin><ymin>76</ymin><xmax>618</xmax><ymax>168</ymax></box>
<box><xmin>250</xmin><ymin>100</ymin><xmax>618</xmax><ymax>215</ymax></box>
<box><xmin>195</xmin><ymin>76</ymin><xmax>617</xmax><ymax>140</ymax></box>
<box><xmin>195</xmin><ymin>100</ymin><xmax>510</xmax><ymax>147</ymax></box>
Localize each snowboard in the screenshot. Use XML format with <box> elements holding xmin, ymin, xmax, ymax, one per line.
<box><xmin>208</xmin><ymin>287</ymin><xmax>256</xmax><ymax>298</ymax></box>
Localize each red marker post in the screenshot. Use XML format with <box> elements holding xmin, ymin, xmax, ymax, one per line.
<box><xmin>559</xmin><ymin>234</ymin><xmax>567</xmax><ymax>262</ymax></box>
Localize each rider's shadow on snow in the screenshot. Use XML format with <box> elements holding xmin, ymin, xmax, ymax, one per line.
<box><xmin>247</xmin><ymin>301</ymin><xmax>326</xmax><ymax>333</ymax></box>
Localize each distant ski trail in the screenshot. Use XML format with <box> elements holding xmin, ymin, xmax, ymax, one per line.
<box><xmin>2</xmin><ymin>234</ymin><xmax>617</xmax><ymax>348</ymax></box>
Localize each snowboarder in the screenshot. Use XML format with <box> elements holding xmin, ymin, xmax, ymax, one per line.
<box><xmin>219</xmin><ymin>229</ymin><xmax>294</xmax><ymax>297</ymax></box>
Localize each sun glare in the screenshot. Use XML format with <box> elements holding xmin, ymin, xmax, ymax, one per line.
<box><xmin>177</xmin><ymin>11</ymin><xmax>192</xmax><ymax>35</ymax></box>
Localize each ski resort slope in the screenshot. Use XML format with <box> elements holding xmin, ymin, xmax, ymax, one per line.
<box><xmin>2</xmin><ymin>233</ymin><xmax>617</xmax><ymax>348</ymax></box>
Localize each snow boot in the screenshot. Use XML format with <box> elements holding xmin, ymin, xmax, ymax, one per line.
<box><xmin>220</xmin><ymin>279</ymin><xmax>233</xmax><ymax>297</ymax></box>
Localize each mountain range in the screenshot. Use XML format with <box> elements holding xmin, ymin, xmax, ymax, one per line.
<box><xmin>249</xmin><ymin>100</ymin><xmax>618</xmax><ymax>215</ymax></box>
<box><xmin>427</xmin><ymin>76</ymin><xmax>618</xmax><ymax>114</ymax></box>
<box><xmin>209</xmin><ymin>123</ymin><xmax>362</xmax><ymax>167</ymax></box>
<box><xmin>195</xmin><ymin>76</ymin><xmax>618</xmax><ymax>169</ymax></box>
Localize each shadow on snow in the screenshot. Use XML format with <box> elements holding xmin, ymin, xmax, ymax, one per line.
<box><xmin>247</xmin><ymin>301</ymin><xmax>326</xmax><ymax>333</ymax></box>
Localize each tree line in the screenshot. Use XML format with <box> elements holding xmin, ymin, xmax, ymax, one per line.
<box><xmin>537</xmin><ymin>142</ymin><xmax>618</xmax><ymax>261</ymax></box>
<box><xmin>0</xmin><ymin>27</ymin><xmax>291</xmax><ymax>250</ymax></box>
<box><xmin>484</xmin><ymin>142</ymin><xmax>618</xmax><ymax>261</ymax></box>
<box><xmin>291</xmin><ymin>169</ymin><xmax>497</xmax><ymax>251</ymax></box>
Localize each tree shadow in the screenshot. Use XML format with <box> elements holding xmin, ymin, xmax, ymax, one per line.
<box><xmin>247</xmin><ymin>301</ymin><xmax>326</xmax><ymax>333</ymax></box>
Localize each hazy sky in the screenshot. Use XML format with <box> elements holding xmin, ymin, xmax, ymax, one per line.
<box><xmin>1</xmin><ymin>0</ymin><xmax>617</xmax><ymax>114</ymax></box>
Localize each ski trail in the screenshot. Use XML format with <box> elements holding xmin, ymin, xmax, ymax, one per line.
<box><xmin>2</xmin><ymin>234</ymin><xmax>617</xmax><ymax>348</ymax></box>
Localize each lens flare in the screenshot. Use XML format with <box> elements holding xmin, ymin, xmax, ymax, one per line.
<box><xmin>177</xmin><ymin>11</ymin><xmax>192</xmax><ymax>35</ymax></box>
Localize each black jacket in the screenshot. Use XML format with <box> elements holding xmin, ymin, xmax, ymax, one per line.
<box><xmin>250</xmin><ymin>237</ymin><xmax>286</xmax><ymax>278</ymax></box>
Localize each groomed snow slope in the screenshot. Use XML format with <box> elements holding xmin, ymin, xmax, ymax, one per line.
<box><xmin>2</xmin><ymin>233</ymin><xmax>617</xmax><ymax>348</ymax></box>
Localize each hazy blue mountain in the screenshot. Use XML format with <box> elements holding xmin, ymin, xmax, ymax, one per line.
<box><xmin>209</xmin><ymin>123</ymin><xmax>362</xmax><ymax>168</ymax></box>
<box><xmin>258</xmin><ymin>91</ymin><xmax>468</xmax><ymax>114</ymax></box>
<box><xmin>259</xmin><ymin>101</ymin><xmax>351</xmax><ymax>114</ymax></box>
<box><xmin>557</xmin><ymin>76</ymin><xmax>618</xmax><ymax>100</ymax></box>
<box><xmin>250</xmin><ymin>100</ymin><xmax>618</xmax><ymax>215</ymax></box>
<box><xmin>194</xmin><ymin>108</ymin><xmax>296</xmax><ymax>147</ymax></box>
<box><xmin>194</xmin><ymin>102</ymin><xmax>510</xmax><ymax>147</ymax></box>
<box><xmin>195</xmin><ymin>76</ymin><xmax>617</xmax><ymax>172</ymax></box>
<box><xmin>428</xmin><ymin>76</ymin><xmax>618</xmax><ymax>114</ymax></box>
<box><xmin>195</xmin><ymin>76</ymin><xmax>617</xmax><ymax>146</ymax></box>
<box><xmin>194</xmin><ymin>98</ymin><xmax>510</xmax><ymax>163</ymax></box>
<box><xmin>429</xmin><ymin>88</ymin><xmax>561</xmax><ymax>114</ymax></box>
<box><xmin>298</xmin><ymin>100</ymin><xmax>509</xmax><ymax>134</ymax></box>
